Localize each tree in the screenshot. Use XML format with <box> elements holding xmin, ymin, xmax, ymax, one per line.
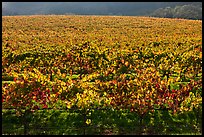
<box><xmin>173</xmin><ymin>5</ymin><xmax>202</xmax><ymax>20</ymax></box>
<box><xmin>150</xmin><ymin>3</ymin><xmax>202</xmax><ymax>20</ymax></box>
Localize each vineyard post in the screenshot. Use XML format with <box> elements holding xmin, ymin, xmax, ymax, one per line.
<box><xmin>138</xmin><ymin>113</ymin><xmax>145</xmax><ymax>135</ymax></box>
<box><xmin>82</xmin><ymin>108</ymin><xmax>87</xmax><ymax>135</ymax></box>
<box><xmin>50</xmin><ymin>67</ymin><xmax>53</xmax><ymax>81</ymax></box>
<box><xmin>23</xmin><ymin>109</ymin><xmax>30</xmax><ymax>135</ymax></box>
<box><xmin>167</xmin><ymin>71</ymin><xmax>170</xmax><ymax>91</ymax></box>
<box><xmin>196</xmin><ymin>108</ymin><xmax>200</xmax><ymax>134</ymax></box>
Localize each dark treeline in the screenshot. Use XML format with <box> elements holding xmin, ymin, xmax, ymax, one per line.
<box><xmin>150</xmin><ymin>2</ymin><xmax>202</xmax><ymax>20</ymax></box>
<box><xmin>2</xmin><ymin>2</ymin><xmax>202</xmax><ymax>20</ymax></box>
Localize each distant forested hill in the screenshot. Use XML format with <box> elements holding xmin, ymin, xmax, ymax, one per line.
<box><xmin>150</xmin><ymin>2</ymin><xmax>202</xmax><ymax>20</ymax></box>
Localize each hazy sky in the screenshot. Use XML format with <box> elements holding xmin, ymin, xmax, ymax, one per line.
<box><xmin>2</xmin><ymin>2</ymin><xmax>154</xmax><ymax>15</ymax></box>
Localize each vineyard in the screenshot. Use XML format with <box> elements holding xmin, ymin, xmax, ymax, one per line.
<box><xmin>2</xmin><ymin>15</ymin><xmax>202</xmax><ymax>135</ymax></box>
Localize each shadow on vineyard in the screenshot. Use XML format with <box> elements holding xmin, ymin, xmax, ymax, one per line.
<box><xmin>2</xmin><ymin>107</ymin><xmax>202</xmax><ymax>135</ymax></box>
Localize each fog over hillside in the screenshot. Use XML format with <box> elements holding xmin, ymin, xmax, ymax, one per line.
<box><xmin>2</xmin><ymin>2</ymin><xmax>202</xmax><ymax>19</ymax></box>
